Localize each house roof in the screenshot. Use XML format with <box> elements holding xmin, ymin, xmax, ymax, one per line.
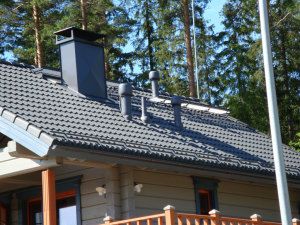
<box><xmin>0</xmin><ymin>61</ymin><xmax>300</xmax><ymax>178</ymax></box>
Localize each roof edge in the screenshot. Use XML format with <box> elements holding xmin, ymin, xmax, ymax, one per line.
<box><xmin>0</xmin><ymin>107</ymin><xmax>54</xmax><ymax>157</ymax></box>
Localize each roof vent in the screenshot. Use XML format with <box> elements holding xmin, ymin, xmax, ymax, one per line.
<box><xmin>54</xmin><ymin>27</ymin><xmax>107</xmax><ymax>99</ymax></box>
<box><xmin>149</xmin><ymin>71</ymin><xmax>160</xmax><ymax>98</ymax></box>
<box><xmin>171</xmin><ymin>96</ymin><xmax>182</xmax><ymax>128</ymax></box>
<box><xmin>118</xmin><ymin>83</ymin><xmax>133</xmax><ymax>120</ymax></box>
<box><xmin>140</xmin><ymin>97</ymin><xmax>148</xmax><ymax>123</ymax></box>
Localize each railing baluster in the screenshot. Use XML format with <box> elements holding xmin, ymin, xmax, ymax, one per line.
<box><xmin>178</xmin><ymin>215</ymin><xmax>183</xmax><ymax>225</ymax></box>
<box><xmin>137</xmin><ymin>220</ymin><xmax>142</xmax><ymax>225</ymax></box>
<box><xmin>158</xmin><ymin>217</ymin><xmax>163</xmax><ymax>225</ymax></box>
<box><xmin>148</xmin><ymin>218</ymin><xmax>153</xmax><ymax>225</ymax></box>
<box><xmin>187</xmin><ymin>217</ymin><xmax>192</xmax><ymax>225</ymax></box>
<box><xmin>203</xmin><ymin>219</ymin><xmax>209</xmax><ymax>225</ymax></box>
<box><xmin>195</xmin><ymin>218</ymin><xmax>200</xmax><ymax>225</ymax></box>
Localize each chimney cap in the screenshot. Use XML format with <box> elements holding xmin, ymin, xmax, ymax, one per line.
<box><xmin>149</xmin><ymin>71</ymin><xmax>160</xmax><ymax>81</ymax></box>
<box><xmin>171</xmin><ymin>96</ymin><xmax>181</xmax><ymax>106</ymax></box>
<box><xmin>118</xmin><ymin>83</ymin><xmax>133</xmax><ymax>96</ymax></box>
<box><xmin>54</xmin><ymin>26</ymin><xmax>105</xmax><ymax>42</ymax></box>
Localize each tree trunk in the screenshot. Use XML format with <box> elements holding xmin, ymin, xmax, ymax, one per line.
<box><xmin>80</xmin><ymin>0</ymin><xmax>88</xmax><ymax>30</ymax></box>
<box><xmin>144</xmin><ymin>0</ymin><xmax>155</xmax><ymax>71</ymax></box>
<box><xmin>182</xmin><ymin>0</ymin><xmax>196</xmax><ymax>97</ymax></box>
<box><xmin>33</xmin><ymin>3</ymin><xmax>43</xmax><ymax>68</ymax></box>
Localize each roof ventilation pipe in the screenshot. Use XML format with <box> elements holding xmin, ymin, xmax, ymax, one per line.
<box><xmin>118</xmin><ymin>83</ymin><xmax>133</xmax><ymax>120</ymax></box>
<box><xmin>149</xmin><ymin>71</ymin><xmax>160</xmax><ymax>98</ymax></box>
<box><xmin>140</xmin><ymin>97</ymin><xmax>148</xmax><ymax>123</ymax></box>
<box><xmin>171</xmin><ymin>96</ymin><xmax>182</xmax><ymax>128</ymax></box>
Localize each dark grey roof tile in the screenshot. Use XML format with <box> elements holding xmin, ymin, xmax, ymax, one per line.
<box><xmin>1</xmin><ymin>62</ymin><xmax>300</xmax><ymax>178</ymax></box>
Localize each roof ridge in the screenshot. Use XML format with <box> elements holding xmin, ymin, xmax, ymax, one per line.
<box><xmin>0</xmin><ymin>60</ymin><xmax>36</xmax><ymax>69</ymax></box>
<box><xmin>0</xmin><ymin>61</ymin><xmax>227</xmax><ymax>112</ymax></box>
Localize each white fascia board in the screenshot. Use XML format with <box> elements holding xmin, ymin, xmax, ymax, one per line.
<box><xmin>0</xmin><ymin>116</ymin><xmax>50</xmax><ymax>157</ymax></box>
<box><xmin>0</xmin><ymin>151</ymin><xmax>59</xmax><ymax>179</ymax></box>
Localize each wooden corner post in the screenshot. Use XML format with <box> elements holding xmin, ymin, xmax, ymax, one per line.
<box><xmin>209</xmin><ymin>210</ymin><xmax>221</xmax><ymax>225</ymax></box>
<box><xmin>164</xmin><ymin>205</ymin><xmax>175</xmax><ymax>225</ymax></box>
<box><xmin>42</xmin><ymin>169</ymin><xmax>57</xmax><ymax>225</ymax></box>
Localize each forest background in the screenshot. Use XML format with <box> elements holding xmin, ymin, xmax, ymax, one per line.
<box><xmin>0</xmin><ymin>0</ymin><xmax>299</xmax><ymax>150</ymax></box>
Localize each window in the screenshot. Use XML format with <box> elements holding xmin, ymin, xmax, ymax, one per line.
<box><xmin>0</xmin><ymin>204</ymin><xmax>7</xmax><ymax>225</ymax></box>
<box><xmin>193</xmin><ymin>177</ymin><xmax>219</xmax><ymax>215</ymax></box>
<box><xmin>16</xmin><ymin>176</ymin><xmax>82</xmax><ymax>225</ymax></box>
<box><xmin>27</xmin><ymin>190</ymin><xmax>77</xmax><ymax>225</ymax></box>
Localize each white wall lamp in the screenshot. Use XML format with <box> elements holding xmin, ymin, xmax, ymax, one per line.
<box><xmin>96</xmin><ymin>185</ymin><xmax>106</xmax><ymax>197</ymax></box>
<box><xmin>134</xmin><ymin>183</ymin><xmax>143</xmax><ymax>193</ymax></box>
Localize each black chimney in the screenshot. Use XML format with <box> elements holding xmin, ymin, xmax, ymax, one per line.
<box><xmin>54</xmin><ymin>27</ymin><xmax>107</xmax><ymax>99</ymax></box>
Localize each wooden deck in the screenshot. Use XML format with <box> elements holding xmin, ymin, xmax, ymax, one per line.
<box><xmin>100</xmin><ymin>205</ymin><xmax>300</xmax><ymax>225</ymax></box>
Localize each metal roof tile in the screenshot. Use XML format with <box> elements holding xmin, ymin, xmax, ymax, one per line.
<box><xmin>1</xmin><ymin>62</ymin><xmax>300</xmax><ymax>178</ymax></box>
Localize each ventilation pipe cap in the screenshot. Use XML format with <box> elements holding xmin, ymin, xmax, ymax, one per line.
<box><xmin>118</xmin><ymin>83</ymin><xmax>133</xmax><ymax>120</ymax></box>
<box><xmin>118</xmin><ymin>83</ymin><xmax>133</xmax><ymax>97</ymax></box>
<box><xmin>171</xmin><ymin>96</ymin><xmax>182</xmax><ymax>128</ymax></box>
<box><xmin>149</xmin><ymin>71</ymin><xmax>160</xmax><ymax>98</ymax></box>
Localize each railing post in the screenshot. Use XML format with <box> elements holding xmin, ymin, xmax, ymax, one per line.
<box><xmin>250</xmin><ymin>214</ymin><xmax>262</xmax><ymax>225</ymax></box>
<box><xmin>104</xmin><ymin>216</ymin><xmax>114</xmax><ymax>225</ymax></box>
<box><xmin>292</xmin><ymin>218</ymin><xmax>300</xmax><ymax>225</ymax></box>
<box><xmin>164</xmin><ymin>205</ymin><xmax>175</xmax><ymax>225</ymax></box>
<box><xmin>209</xmin><ymin>209</ymin><xmax>221</xmax><ymax>225</ymax></box>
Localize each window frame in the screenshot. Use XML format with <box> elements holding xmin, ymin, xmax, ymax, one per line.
<box><xmin>16</xmin><ymin>176</ymin><xmax>82</xmax><ymax>225</ymax></box>
<box><xmin>0</xmin><ymin>202</ymin><xmax>8</xmax><ymax>225</ymax></box>
<box><xmin>0</xmin><ymin>193</ymin><xmax>11</xmax><ymax>225</ymax></box>
<box><xmin>193</xmin><ymin>177</ymin><xmax>219</xmax><ymax>214</ymax></box>
<box><xmin>27</xmin><ymin>189</ymin><xmax>78</xmax><ymax>225</ymax></box>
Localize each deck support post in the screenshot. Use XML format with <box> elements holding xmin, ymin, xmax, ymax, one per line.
<box><xmin>42</xmin><ymin>169</ymin><xmax>57</xmax><ymax>225</ymax></box>
<box><xmin>164</xmin><ymin>205</ymin><xmax>175</xmax><ymax>225</ymax></box>
<box><xmin>293</xmin><ymin>219</ymin><xmax>300</xmax><ymax>225</ymax></box>
<box><xmin>104</xmin><ymin>216</ymin><xmax>114</xmax><ymax>225</ymax></box>
<box><xmin>251</xmin><ymin>214</ymin><xmax>262</xmax><ymax>225</ymax></box>
<box><xmin>209</xmin><ymin>209</ymin><xmax>220</xmax><ymax>225</ymax></box>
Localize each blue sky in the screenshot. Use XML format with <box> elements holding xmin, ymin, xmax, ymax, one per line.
<box><xmin>203</xmin><ymin>0</ymin><xmax>226</xmax><ymax>32</ymax></box>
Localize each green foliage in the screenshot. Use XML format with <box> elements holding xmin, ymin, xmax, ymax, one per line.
<box><xmin>290</xmin><ymin>132</ymin><xmax>300</xmax><ymax>151</ymax></box>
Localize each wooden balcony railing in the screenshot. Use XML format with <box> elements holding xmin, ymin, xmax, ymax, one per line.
<box><xmin>100</xmin><ymin>205</ymin><xmax>300</xmax><ymax>225</ymax></box>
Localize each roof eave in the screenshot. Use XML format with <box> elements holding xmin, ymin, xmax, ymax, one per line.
<box><xmin>50</xmin><ymin>144</ymin><xmax>300</xmax><ymax>184</ymax></box>
<box><xmin>0</xmin><ymin>107</ymin><xmax>53</xmax><ymax>157</ymax></box>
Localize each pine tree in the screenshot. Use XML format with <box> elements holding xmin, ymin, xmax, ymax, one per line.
<box><xmin>218</xmin><ymin>0</ymin><xmax>300</xmax><ymax>144</ymax></box>
<box><xmin>218</xmin><ymin>0</ymin><xmax>269</xmax><ymax>132</ymax></box>
<box><xmin>0</xmin><ymin>0</ymin><xmax>67</xmax><ymax>67</ymax></box>
<box><xmin>268</xmin><ymin>0</ymin><xmax>300</xmax><ymax>143</ymax></box>
<box><xmin>181</xmin><ymin>0</ymin><xmax>196</xmax><ymax>97</ymax></box>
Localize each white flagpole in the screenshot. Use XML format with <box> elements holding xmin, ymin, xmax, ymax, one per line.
<box><xmin>258</xmin><ymin>0</ymin><xmax>292</xmax><ymax>224</ymax></box>
<box><xmin>191</xmin><ymin>0</ymin><xmax>200</xmax><ymax>99</ymax></box>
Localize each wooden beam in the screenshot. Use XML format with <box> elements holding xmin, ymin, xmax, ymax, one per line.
<box><xmin>7</xmin><ymin>140</ymin><xmax>41</xmax><ymax>159</ymax></box>
<box><xmin>42</xmin><ymin>169</ymin><xmax>57</xmax><ymax>225</ymax></box>
<box><xmin>0</xmin><ymin>151</ymin><xmax>60</xmax><ymax>179</ymax></box>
